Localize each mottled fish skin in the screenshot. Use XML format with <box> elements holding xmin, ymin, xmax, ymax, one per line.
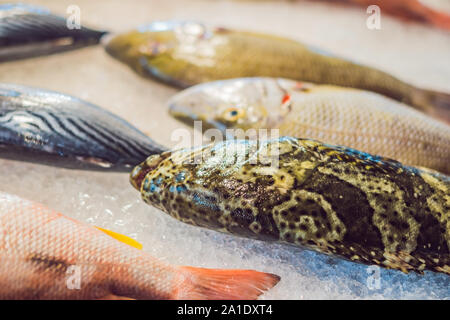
<box><xmin>0</xmin><ymin>4</ymin><xmax>107</xmax><ymax>62</ymax></box>
<box><xmin>0</xmin><ymin>191</ymin><xmax>279</xmax><ymax>299</ymax></box>
<box><xmin>131</xmin><ymin>137</ymin><xmax>450</xmax><ymax>275</ymax></box>
<box><xmin>169</xmin><ymin>77</ymin><xmax>450</xmax><ymax>174</ymax></box>
<box><xmin>104</xmin><ymin>20</ymin><xmax>450</xmax><ymax>121</ymax></box>
<box><xmin>0</xmin><ymin>84</ymin><xmax>166</xmax><ymax>171</ymax></box>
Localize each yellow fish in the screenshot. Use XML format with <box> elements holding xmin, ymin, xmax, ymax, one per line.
<box><xmin>104</xmin><ymin>21</ymin><xmax>450</xmax><ymax>122</ymax></box>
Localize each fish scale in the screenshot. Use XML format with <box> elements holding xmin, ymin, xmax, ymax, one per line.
<box><xmin>0</xmin><ymin>4</ymin><xmax>107</xmax><ymax>61</ymax></box>
<box><xmin>104</xmin><ymin>21</ymin><xmax>450</xmax><ymax>122</ymax></box>
<box><xmin>0</xmin><ymin>83</ymin><xmax>167</xmax><ymax>171</ymax></box>
<box><xmin>168</xmin><ymin>78</ymin><xmax>450</xmax><ymax>174</ymax></box>
<box><xmin>0</xmin><ymin>192</ymin><xmax>280</xmax><ymax>299</ymax></box>
<box><xmin>131</xmin><ymin>137</ymin><xmax>450</xmax><ymax>275</ymax></box>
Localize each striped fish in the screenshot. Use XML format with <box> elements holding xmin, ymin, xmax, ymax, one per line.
<box><xmin>0</xmin><ymin>4</ymin><xmax>106</xmax><ymax>62</ymax></box>
<box><xmin>0</xmin><ymin>84</ymin><xmax>166</xmax><ymax>171</ymax></box>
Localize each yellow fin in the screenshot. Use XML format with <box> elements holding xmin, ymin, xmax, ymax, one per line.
<box><xmin>96</xmin><ymin>227</ymin><xmax>143</xmax><ymax>250</ymax></box>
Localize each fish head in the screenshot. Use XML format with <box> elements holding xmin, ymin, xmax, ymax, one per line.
<box><xmin>130</xmin><ymin>137</ymin><xmax>310</xmax><ymax>240</ymax></box>
<box><xmin>168</xmin><ymin>78</ymin><xmax>302</xmax><ymax>136</ymax></box>
<box><xmin>104</xmin><ymin>21</ymin><xmax>216</xmax><ymax>87</ymax></box>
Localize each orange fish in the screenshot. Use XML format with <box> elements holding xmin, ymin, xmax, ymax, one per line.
<box><xmin>322</xmin><ymin>0</ymin><xmax>450</xmax><ymax>30</ymax></box>
<box><xmin>0</xmin><ymin>192</ymin><xmax>280</xmax><ymax>300</ymax></box>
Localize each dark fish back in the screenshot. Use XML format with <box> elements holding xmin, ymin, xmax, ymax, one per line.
<box><xmin>0</xmin><ymin>84</ymin><xmax>166</xmax><ymax>171</ymax></box>
<box><xmin>0</xmin><ymin>4</ymin><xmax>107</xmax><ymax>61</ymax></box>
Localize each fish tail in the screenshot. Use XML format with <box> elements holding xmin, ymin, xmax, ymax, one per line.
<box><xmin>361</xmin><ymin>0</ymin><xmax>450</xmax><ymax>30</ymax></box>
<box><xmin>174</xmin><ymin>266</ymin><xmax>280</xmax><ymax>300</ymax></box>
<box><xmin>420</xmin><ymin>5</ymin><xmax>450</xmax><ymax>30</ymax></box>
<box><xmin>412</xmin><ymin>88</ymin><xmax>450</xmax><ymax>124</ymax></box>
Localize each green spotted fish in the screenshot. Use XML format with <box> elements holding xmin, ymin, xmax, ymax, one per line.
<box><xmin>130</xmin><ymin>137</ymin><xmax>450</xmax><ymax>275</ymax></box>
<box><xmin>104</xmin><ymin>21</ymin><xmax>450</xmax><ymax>122</ymax></box>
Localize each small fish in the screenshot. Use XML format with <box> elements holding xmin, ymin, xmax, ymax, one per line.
<box><xmin>131</xmin><ymin>137</ymin><xmax>450</xmax><ymax>275</ymax></box>
<box><xmin>0</xmin><ymin>84</ymin><xmax>166</xmax><ymax>171</ymax></box>
<box><xmin>0</xmin><ymin>191</ymin><xmax>279</xmax><ymax>299</ymax></box>
<box><xmin>168</xmin><ymin>77</ymin><xmax>450</xmax><ymax>174</ymax></box>
<box><xmin>0</xmin><ymin>3</ymin><xmax>107</xmax><ymax>62</ymax></box>
<box><xmin>104</xmin><ymin>20</ymin><xmax>450</xmax><ymax>121</ymax></box>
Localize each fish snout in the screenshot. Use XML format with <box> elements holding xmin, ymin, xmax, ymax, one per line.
<box><xmin>130</xmin><ymin>152</ymin><xmax>170</xmax><ymax>191</ymax></box>
<box><xmin>168</xmin><ymin>97</ymin><xmax>230</xmax><ymax>134</ymax></box>
<box><xmin>168</xmin><ymin>98</ymin><xmax>203</xmax><ymax>123</ymax></box>
<box><xmin>100</xmin><ymin>32</ymin><xmax>116</xmax><ymax>48</ymax></box>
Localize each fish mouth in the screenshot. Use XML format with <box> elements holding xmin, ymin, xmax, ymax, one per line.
<box><xmin>100</xmin><ymin>32</ymin><xmax>116</xmax><ymax>47</ymax></box>
<box><xmin>129</xmin><ymin>152</ymin><xmax>171</xmax><ymax>190</ymax></box>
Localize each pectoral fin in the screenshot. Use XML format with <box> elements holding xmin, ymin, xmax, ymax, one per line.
<box><xmin>96</xmin><ymin>227</ymin><xmax>143</xmax><ymax>250</ymax></box>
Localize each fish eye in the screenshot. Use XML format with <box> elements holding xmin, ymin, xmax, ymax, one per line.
<box><xmin>222</xmin><ymin>107</ymin><xmax>245</xmax><ymax>122</ymax></box>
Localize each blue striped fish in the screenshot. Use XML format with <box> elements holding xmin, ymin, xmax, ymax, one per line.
<box><xmin>0</xmin><ymin>84</ymin><xmax>166</xmax><ymax>171</ymax></box>
<box><xmin>0</xmin><ymin>4</ymin><xmax>106</xmax><ymax>62</ymax></box>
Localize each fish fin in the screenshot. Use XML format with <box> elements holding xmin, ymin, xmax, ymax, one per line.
<box><xmin>95</xmin><ymin>227</ymin><xmax>143</xmax><ymax>250</ymax></box>
<box><xmin>414</xmin><ymin>166</ymin><xmax>439</xmax><ymax>174</ymax></box>
<box><xmin>174</xmin><ymin>267</ymin><xmax>280</xmax><ymax>300</ymax></box>
<box><xmin>418</xmin><ymin>4</ymin><xmax>450</xmax><ymax>30</ymax></box>
<box><xmin>413</xmin><ymin>89</ymin><xmax>450</xmax><ymax>124</ymax></box>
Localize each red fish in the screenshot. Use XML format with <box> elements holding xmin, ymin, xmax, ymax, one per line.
<box><xmin>322</xmin><ymin>0</ymin><xmax>450</xmax><ymax>30</ymax></box>
<box><xmin>0</xmin><ymin>192</ymin><xmax>280</xmax><ymax>299</ymax></box>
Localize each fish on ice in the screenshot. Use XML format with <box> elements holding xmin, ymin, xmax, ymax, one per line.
<box><xmin>0</xmin><ymin>83</ymin><xmax>166</xmax><ymax>171</ymax></box>
<box><xmin>131</xmin><ymin>137</ymin><xmax>450</xmax><ymax>275</ymax></box>
<box><xmin>0</xmin><ymin>191</ymin><xmax>280</xmax><ymax>299</ymax></box>
<box><xmin>168</xmin><ymin>77</ymin><xmax>450</xmax><ymax>174</ymax></box>
<box><xmin>104</xmin><ymin>20</ymin><xmax>450</xmax><ymax>122</ymax></box>
<box><xmin>0</xmin><ymin>3</ymin><xmax>107</xmax><ymax>62</ymax></box>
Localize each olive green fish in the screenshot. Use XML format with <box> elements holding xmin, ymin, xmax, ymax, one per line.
<box><xmin>168</xmin><ymin>77</ymin><xmax>450</xmax><ymax>174</ymax></box>
<box><xmin>104</xmin><ymin>21</ymin><xmax>450</xmax><ymax>122</ymax></box>
<box><xmin>130</xmin><ymin>137</ymin><xmax>450</xmax><ymax>275</ymax></box>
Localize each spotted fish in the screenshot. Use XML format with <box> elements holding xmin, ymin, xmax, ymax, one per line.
<box><xmin>0</xmin><ymin>3</ymin><xmax>106</xmax><ymax>62</ymax></box>
<box><xmin>131</xmin><ymin>137</ymin><xmax>450</xmax><ymax>275</ymax></box>
<box><xmin>168</xmin><ymin>77</ymin><xmax>450</xmax><ymax>174</ymax></box>
<box><xmin>104</xmin><ymin>20</ymin><xmax>450</xmax><ymax>122</ymax></box>
<box><xmin>0</xmin><ymin>191</ymin><xmax>279</xmax><ymax>299</ymax></box>
<box><xmin>0</xmin><ymin>83</ymin><xmax>166</xmax><ymax>171</ymax></box>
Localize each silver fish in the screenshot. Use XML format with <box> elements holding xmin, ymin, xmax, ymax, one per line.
<box><xmin>0</xmin><ymin>84</ymin><xmax>166</xmax><ymax>171</ymax></box>
<box><xmin>168</xmin><ymin>77</ymin><xmax>450</xmax><ymax>174</ymax></box>
<box><xmin>0</xmin><ymin>4</ymin><xmax>106</xmax><ymax>62</ymax></box>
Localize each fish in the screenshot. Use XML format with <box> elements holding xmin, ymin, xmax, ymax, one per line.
<box><xmin>130</xmin><ymin>136</ymin><xmax>450</xmax><ymax>275</ymax></box>
<box><xmin>0</xmin><ymin>83</ymin><xmax>166</xmax><ymax>171</ymax></box>
<box><xmin>0</xmin><ymin>3</ymin><xmax>107</xmax><ymax>62</ymax></box>
<box><xmin>233</xmin><ymin>0</ymin><xmax>450</xmax><ymax>31</ymax></box>
<box><xmin>0</xmin><ymin>191</ymin><xmax>279</xmax><ymax>299</ymax></box>
<box><xmin>168</xmin><ymin>77</ymin><xmax>450</xmax><ymax>174</ymax></box>
<box><xmin>104</xmin><ymin>20</ymin><xmax>450</xmax><ymax>122</ymax></box>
